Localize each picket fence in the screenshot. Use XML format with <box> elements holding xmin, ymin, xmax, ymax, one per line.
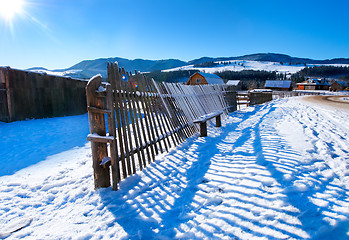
<box><xmin>86</xmin><ymin>62</ymin><xmax>236</xmax><ymax>190</ymax></box>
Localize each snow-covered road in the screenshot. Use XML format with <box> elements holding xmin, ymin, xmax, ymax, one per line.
<box><xmin>1</xmin><ymin>97</ymin><xmax>349</xmax><ymax>239</ymax></box>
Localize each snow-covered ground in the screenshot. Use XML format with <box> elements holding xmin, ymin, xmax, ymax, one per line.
<box><xmin>1</xmin><ymin>97</ymin><xmax>349</xmax><ymax>239</ymax></box>
<box><xmin>27</xmin><ymin>69</ymin><xmax>83</xmax><ymax>78</ymax></box>
<box><xmin>164</xmin><ymin>60</ymin><xmax>349</xmax><ymax>75</ymax></box>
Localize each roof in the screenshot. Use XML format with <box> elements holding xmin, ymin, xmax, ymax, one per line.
<box><xmin>297</xmin><ymin>79</ymin><xmax>330</xmax><ymax>86</ymax></box>
<box><xmin>226</xmin><ymin>80</ymin><xmax>240</xmax><ymax>86</ymax></box>
<box><xmin>264</xmin><ymin>80</ymin><xmax>292</xmax><ymax>89</ymax></box>
<box><xmin>332</xmin><ymin>81</ymin><xmax>349</xmax><ymax>87</ymax></box>
<box><xmin>313</xmin><ymin>79</ymin><xmax>330</xmax><ymax>86</ymax></box>
<box><xmin>194</xmin><ymin>72</ymin><xmax>224</xmax><ymax>85</ymax></box>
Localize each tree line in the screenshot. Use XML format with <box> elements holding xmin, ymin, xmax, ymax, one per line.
<box><xmin>292</xmin><ymin>66</ymin><xmax>349</xmax><ymax>78</ymax></box>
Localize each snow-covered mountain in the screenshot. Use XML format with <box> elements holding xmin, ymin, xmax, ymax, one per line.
<box><xmin>27</xmin><ymin>53</ymin><xmax>349</xmax><ymax>79</ymax></box>
<box><xmin>164</xmin><ymin>60</ymin><xmax>349</xmax><ymax>75</ymax></box>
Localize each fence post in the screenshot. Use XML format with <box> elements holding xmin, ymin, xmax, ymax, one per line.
<box><xmin>86</xmin><ymin>75</ymin><xmax>111</xmax><ymax>189</ymax></box>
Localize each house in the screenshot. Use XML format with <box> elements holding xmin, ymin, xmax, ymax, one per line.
<box><xmin>264</xmin><ymin>80</ymin><xmax>292</xmax><ymax>91</ymax></box>
<box><xmin>226</xmin><ymin>80</ymin><xmax>241</xmax><ymax>90</ymax></box>
<box><xmin>330</xmin><ymin>80</ymin><xmax>349</xmax><ymax>91</ymax></box>
<box><xmin>296</xmin><ymin>79</ymin><xmax>330</xmax><ymax>90</ymax></box>
<box><xmin>186</xmin><ymin>72</ymin><xmax>224</xmax><ymax>85</ymax></box>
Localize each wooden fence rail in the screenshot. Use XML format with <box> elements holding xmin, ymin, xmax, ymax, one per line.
<box><xmin>86</xmin><ymin>62</ymin><xmax>236</xmax><ymax>190</ymax></box>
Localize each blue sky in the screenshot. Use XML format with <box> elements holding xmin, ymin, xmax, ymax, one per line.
<box><xmin>0</xmin><ymin>0</ymin><xmax>348</xmax><ymax>70</ymax></box>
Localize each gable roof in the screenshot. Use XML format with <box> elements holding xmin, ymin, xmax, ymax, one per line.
<box><xmin>194</xmin><ymin>72</ymin><xmax>224</xmax><ymax>85</ymax></box>
<box><xmin>332</xmin><ymin>81</ymin><xmax>348</xmax><ymax>87</ymax></box>
<box><xmin>264</xmin><ymin>80</ymin><xmax>292</xmax><ymax>88</ymax></box>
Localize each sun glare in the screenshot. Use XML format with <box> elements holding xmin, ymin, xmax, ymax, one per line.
<box><xmin>0</xmin><ymin>0</ymin><xmax>24</xmax><ymax>21</ymax></box>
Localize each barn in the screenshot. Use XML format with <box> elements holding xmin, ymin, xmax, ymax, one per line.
<box><xmin>226</xmin><ymin>80</ymin><xmax>241</xmax><ymax>90</ymax></box>
<box><xmin>264</xmin><ymin>80</ymin><xmax>292</xmax><ymax>91</ymax></box>
<box><xmin>330</xmin><ymin>81</ymin><xmax>348</xmax><ymax>91</ymax></box>
<box><xmin>186</xmin><ymin>72</ymin><xmax>224</xmax><ymax>85</ymax></box>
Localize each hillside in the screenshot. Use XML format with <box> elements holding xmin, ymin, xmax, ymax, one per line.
<box><xmin>27</xmin><ymin>53</ymin><xmax>349</xmax><ymax>80</ymax></box>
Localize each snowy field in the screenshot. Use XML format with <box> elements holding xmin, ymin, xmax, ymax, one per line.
<box><xmin>1</xmin><ymin>97</ymin><xmax>349</xmax><ymax>239</ymax></box>
<box><xmin>163</xmin><ymin>60</ymin><xmax>349</xmax><ymax>75</ymax></box>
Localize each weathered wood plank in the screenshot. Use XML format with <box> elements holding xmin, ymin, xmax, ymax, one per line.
<box><xmin>109</xmin><ymin>63</ymin><xmax>127</xmax><ymax>179</ymax></box>
<box><xmin>106</xmin><ymin>82</ymin><xmax>119</xmax><ymax>190</ymax></box>
<box><xmin>86</xmin><ymin>75</ymin><xmax>110</xmax><ymax>189</ymax></box>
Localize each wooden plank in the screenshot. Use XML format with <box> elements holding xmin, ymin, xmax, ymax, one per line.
<box><xmin>136</xmin><ymin>73</ymin><xmax>160</xmax><ymax>157</ymax></box>
<box><xmin>116</xmin><ymin>66</ymin><xmax>132</xmax><ymax>177</ymax></box>
<box><xmin>124</xmin><ymin>70</ymin><xmax>143</xmax><ymax>173</ymax></box>
<box><xmin>145</xmin><ymin>78</ymin><xmax>170</xmax><ymax>152</ymax></box>
<box><xmin>193</xmin><ymin>111</ymin><xmax>223</xmax><ymax>123</ymax></box>
<box><xmin>134</xmin><ymin>73</ymin><xmax>155</xmax><ymax>164</ymax></box>
<box><xmin>87</xmin><ymin>133</ymin><xmax>114</xmax><ymax>143</ymax></box>
<box><xmin>157</xmin><ymin>83</ymin><xmax>186</xmax><ymax>143</ymax></box>
<box><xmin>109</xmin><ymin>63</ymin><xmax>127</xmax><ymax>179</ymax></box>
<box><xmin>128</xmin><ymin>73</ymin><xmax>147</xmax><ymax>169</ymax></box>
<box><xmin>161</xmin><ymin>83</ymin><xmax>189</xmax><ymax>139</ymax></box>
<box><xmin>132</xmin><ymin>73</ymin><xmax>152</xmax><ymax>166</ymax></box>
<box><xmin>87</xmin><ymin>106</ymin><xmax>112</xmax><ymax>114</ymax></box>
<box><xmin>120</xmin><ymin>68</ymin><xmax>136</xmax><ymax>174</ymax></box>
<box><xmin>106</xmin><ymin>82</ymin><xmax>120</xmax><ymax>190</ymax></box>
<box><xmin>152</xmin><ymin>80</ymin><xmax>179</xmax><ymax>147</ymax></box>
<box><xmin>86</xmin><ymin>75</ymin><xmax>110</xmax><ymax>189</ymax></box>
<box><xmin>141</xmin><ymin>77</ymin><xmax>164</xmax><ymax>154</ymax></box>
<box><xmin>164</xmin><ymin>83</ymin><xmax>192</xmax><ymax>137</ymax></box>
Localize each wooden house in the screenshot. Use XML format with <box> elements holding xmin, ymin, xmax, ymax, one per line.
<box><xmin>186</xmin><ymin>72</ymin><xmax>224</xmax><ymax>85</ymax></box>
<box><xmin>226</xmin><ymin>80</ymin><xmax>241</xmax><ymax>90</ymax></box>
<box><xmin>296</xmin><ymin>79</ymin><xmax>330</xmax><ymax>90</ymax></box>
<box><xmin>330</xmin><ymin>81</ymin><xmax>348</xmax><ymax>91</ymax></box>
<box><xmin>264</xmin><ymin>80</ymin><xmax>292</xmax><ymax>91</ymax></box>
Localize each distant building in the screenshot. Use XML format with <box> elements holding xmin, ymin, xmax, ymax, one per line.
<box><xmin>264</xmin><ymin>80</ymin><xmax>292</xmax><ymax>91</ymax></box>
<box><xmin>226</xmin><ymin>80</ymin><xmax>241</xmax><ymax>90</ymax></box>
<box><xmin>330</xmin><ymin>80</ymin><xmax>349</xmax><ymax>91</ymax></box>
<box><xmin>296</xmin><ymin>79</ymin><xmax>330</xmax><ymax>90</ymax></box>
<box><xmin>186</xmin><ymin>72</ymin><xmax>224</xmax><ymax>85</ymax></box>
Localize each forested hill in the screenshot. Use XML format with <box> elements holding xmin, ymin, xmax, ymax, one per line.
<box><xmin>189</xmin><ymin>53</ymin><xmax>349</xmax><ymax>65</ymax></box>
<box><xmin>27</xmin><ymin>53</ymin><xmax>349</xmax><ymax>79</ymax></box>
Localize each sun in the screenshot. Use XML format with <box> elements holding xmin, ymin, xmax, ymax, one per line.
<box><xmin>0</xmin><ymin>0</ymin><xmax>25</xmax><ymax>21</ymax></box>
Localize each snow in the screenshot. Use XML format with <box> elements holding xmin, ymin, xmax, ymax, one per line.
<box><xmin>164</xmin><ymin>60</ymin><xmax>349</xmax><ymax>75</ymax></box>
<box><xmin>1</xmin><ymin>97</ymin><xmax>349</xmax><ymax>239</ymax></box>
<box><xmin>29</xmin><ymin>68</ymin><xmax>83</xmax><ymax>77</ymax></box>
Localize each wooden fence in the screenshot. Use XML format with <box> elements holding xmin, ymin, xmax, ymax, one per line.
<box><xmin>86</xmin><ymin>62</ymin><xmax>236</xmax><ymax>190</ymax></box>
<box><xmin>236</xmin><ymin>91</ymin><xmax>273</xmax><ymax>109</ymax></box>
<box><xmin>0</xmin><ymin>67</ymin><xmax>87</xmax><ymax>122</ymax></box>
<box><xmin>249</xmin><ymin>91</ymin><xmax>273</xmax><ymax>105</ymax></box>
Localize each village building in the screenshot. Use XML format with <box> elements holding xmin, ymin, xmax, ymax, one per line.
<box><xmin>330</xmin><ymin>80</ymin><xmax>349</xmax><ymax>91</ymax></box>
<box><xmin>264</xmin><ymin>80</ymin><xmax>292</xmax><ymax>91</ymax></box>
<box><xmin>226</xmin><ymin>80</ymin><xmax>241</xmax><ymax>90</ymax></box>
<box><xmin>296</xmin><ymin>78</ymin><xmax>330</xmax><ymax>90</ymax></box>
<box><xmin>186</xmin><ymin>72</ymin><xmax>224</xmax><ymax>85</ymax></box>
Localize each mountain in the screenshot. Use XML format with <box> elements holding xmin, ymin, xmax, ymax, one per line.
<box><xmin>27</xmin><ymin>53</ymin><xmax>349</xmax><ymax>79</ymax></box>
<box><xmin>188</xmin><ymin>53</ymin><xmax>349</xmax><ymax>65</ymax></box>
<box><xmin>64</xmin><ymin>57</ymin><xmax>188</xmax><ymax>79</ymax></box>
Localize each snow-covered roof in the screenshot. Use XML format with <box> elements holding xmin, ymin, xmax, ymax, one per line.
<box><xmin>264</xmin><ymin>80</ymin><xmax>292</xmax><ymax>89</ymax></box>
<box><xmin>196</xmin><ymin>72</ymin><xmax>224</xmax><ymax>85</ymax></box>
<box><xmin>226</xmin><ymin>80</ymin><xmax>240</xmax><ymax>86</ymax></box>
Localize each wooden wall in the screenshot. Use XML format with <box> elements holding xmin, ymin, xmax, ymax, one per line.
<box><xmin>249</xmin><ymin>92</ymin><xmax>273</xmax><ymax>106</ymax></box>
<box><xmin>0</xmin><ymin>67</ymin><xmax>88</xmax><ymax>122</ymax></box>
<box><xmin>186</xmin><ymin>73</ymin><xmax>208</xmax><ymax>85</ymax></box>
